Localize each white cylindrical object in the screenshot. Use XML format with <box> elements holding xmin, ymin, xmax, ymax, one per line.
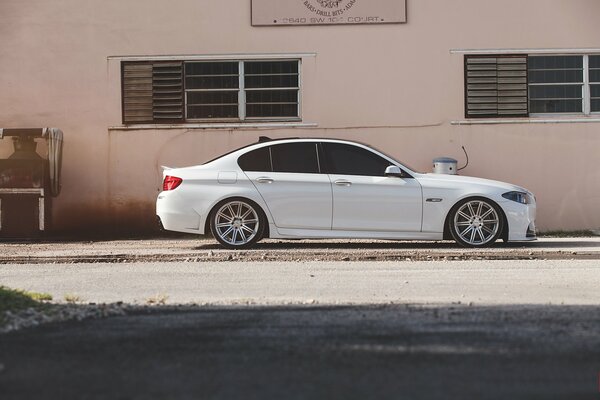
<box><xmin>433</xmin><ymin>157</ymin><xmax>458</xmax><ymax>175</ymax></box>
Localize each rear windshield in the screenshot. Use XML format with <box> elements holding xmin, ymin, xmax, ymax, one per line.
<box><xmin>202</xmin><ymin>143</ymin><xmax>257</xmax><ymax>165</ymax></box>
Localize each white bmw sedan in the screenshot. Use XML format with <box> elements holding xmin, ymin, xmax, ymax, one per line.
<box><xmin>157</xmin><ymin>138</ymin><xmax>536</xmax><ymax>249</ymax></box>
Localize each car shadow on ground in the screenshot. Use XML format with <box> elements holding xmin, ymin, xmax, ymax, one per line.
<box><xmin>1</xmin><ymin>303</ymin><xmax>599</xmax><ymax>399</ymax></box>
<box><xmin>194</xmin><ymin>239</ymin><xmax>600</xmax><ymax>250</ymax></box>
<box><xmin>195</xmin><ymin>240</ymin><xmax>462</xmax><ymax>250</ymax></box>
<box><xmin>525</xmin><ymin>239</ymin><xmax>600</xmax><ymax>248</ymax></box>
<box><xmin>194</xmin><ymin>239</ymin><xmax>548</xmax><ymax>250</ymax></box>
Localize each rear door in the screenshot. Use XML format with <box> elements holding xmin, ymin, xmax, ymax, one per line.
<box><xmin>239</xmin><ymin>142</ymin><xmax>332</xmax><ymax>230</ymax></box>
<box><xmin>322</xmin><ymin>142</ymin><xmax>422</xmax><ymax>232</ymax></box>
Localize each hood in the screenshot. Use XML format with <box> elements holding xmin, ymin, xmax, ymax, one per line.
<box><xmin>416</xmin><ymin>173</ymin><xmax>528</xmax><ymax>193</ymax></box>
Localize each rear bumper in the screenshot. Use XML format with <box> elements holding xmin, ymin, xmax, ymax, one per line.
<box><xmin>156</xmin><ymin>191</ymin><xmax>204</xmax><ymax>234</ymax></box>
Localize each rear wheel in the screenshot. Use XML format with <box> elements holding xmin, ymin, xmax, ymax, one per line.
<box><xmin>210</xmin><ymin>199</ymin><xmax>265</xmax><ymax>249</ymax></box>
<box><xmin>449</xmin><ymin>198</ymin><xmax>503</xmax><ymax>247</ymax></box>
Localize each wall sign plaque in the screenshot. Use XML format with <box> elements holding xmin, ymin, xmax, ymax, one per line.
<box><xmin>251</xmin><ymin>0</ymin><xmax>407</xmax><ymax>26</ymax></box>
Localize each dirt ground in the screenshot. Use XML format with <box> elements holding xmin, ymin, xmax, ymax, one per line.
<box><xmin>0</xmin><ymin>237</ymin><xmax>599</xmax><ymax>263</ymax></box>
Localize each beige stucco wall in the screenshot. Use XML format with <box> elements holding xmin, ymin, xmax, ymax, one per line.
<box><xmin>1</xmin><ymin>0</ymin><xmax>599</xmax><ymax>233</ymax></box>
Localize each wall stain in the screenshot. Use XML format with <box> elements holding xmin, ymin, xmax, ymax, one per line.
<box><xmin>51</xmin><ymin>200</ymin><xmax>159</xmax><ymax>237</ymax></box>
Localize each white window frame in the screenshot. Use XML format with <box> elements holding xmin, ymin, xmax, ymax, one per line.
<box><xmin>588</xmin><ymin>55</ymin><xmax>600</xmax><ymax>115</ymax></box>
<box><xmin>528</xmin><ymin>54</ymin><xmax>598</xmax><ymax>117</ymax></box>
<box><xmin>184</xmin><ymin>60</ymin><xmax>240</xmax><ymax>122</ymax></box>
<box><xmin>451</xmin><ymin>48</ymin><xmax>600</xmax><ymax>123</ymax></box>
<box><xmin>184</xmin><ymin>59</ymin><xmax>302</xmax><ymax>123</ymax></box>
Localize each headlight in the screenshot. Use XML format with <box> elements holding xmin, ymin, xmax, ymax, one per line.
<box><xmin>502</xmin><ymin>191</ymin><xmax>534</xmax><ymax>204</ymax></box>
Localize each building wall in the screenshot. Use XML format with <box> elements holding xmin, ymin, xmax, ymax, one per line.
<box><xmin>1</xmin><ymin>0</ymin><xmax>599</xmax><ymax>233</ymax></box>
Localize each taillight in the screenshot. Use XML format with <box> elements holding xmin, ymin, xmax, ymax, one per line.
<box><xmin>163</xmin><ymin>175</ymin><xmax>182</xmax><ymax>191</ymax></box>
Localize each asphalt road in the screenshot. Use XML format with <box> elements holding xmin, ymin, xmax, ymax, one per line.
<box><xmin>1</xmin><ymin>304</ymin><xmax>600</xmax><ymax>400</ymax></box>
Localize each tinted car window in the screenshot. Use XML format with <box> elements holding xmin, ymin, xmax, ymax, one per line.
<box><xmin>271</xmin><ymin>142</ymin><xmax>319</xmax><ymax>173</ymax></box>
<box><xmin>238</xmin><ymin>147</ymin><xmax>272</xmax><ymax>172</ymax></box>
<box><xmin>323</xmin><ymin>143</ymin><xmax>391</xmax><ymax>176</ymax></box>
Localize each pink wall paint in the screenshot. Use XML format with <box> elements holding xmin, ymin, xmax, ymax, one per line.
<box><xmin>1</xmin><ymin>0</ymin><xmax>599</xmax><ymax>232</ymax></box>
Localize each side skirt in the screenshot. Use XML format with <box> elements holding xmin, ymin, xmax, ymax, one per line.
<box><xmin>269</xmin><ymin>224</ymin><xmax>443</xmax><ymax>240</ymax></box>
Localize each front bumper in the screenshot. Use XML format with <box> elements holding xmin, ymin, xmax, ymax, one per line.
<box><xmin>500</xmin><ymin>199</ymin><xmax>537</xmax><ymax>242</ymax></box>
<box><xmin>526</xmin><ymin>221</ymin><xmax>536</xmax><ymax>238</ymax></box>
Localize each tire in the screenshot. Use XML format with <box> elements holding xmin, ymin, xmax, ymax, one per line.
<box><xmin>449</xmin><ymin>197</ymin><xmax>504</xmax><ymax>247</ymax></box>
<box><xmin>209</xmin><ymin>198</ymin><xmax>266</xmax><ymax>249</ymax></box>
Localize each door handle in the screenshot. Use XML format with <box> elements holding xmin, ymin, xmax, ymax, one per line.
<box><xmin>256</xmin><ymin>177</ymin><xmax>274</xmax><ymax>184</ymax></box>
<box><xmin>334</xmin><ymin>180</ymin><xmax>352</xmax><ymax>187</ymax></box>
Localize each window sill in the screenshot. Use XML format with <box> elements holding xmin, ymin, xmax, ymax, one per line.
<box><xmin>109</xmin><ymin>121</ymin><xmax>318</xmax><ymax>131</ymax></box>
<box><xmin>451</xmin><ymin>117</ymin><xmax>600</xmax><ymax>125</ymax></box>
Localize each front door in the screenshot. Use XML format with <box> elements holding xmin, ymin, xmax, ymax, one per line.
<box><xmin>322</xmin><ymin>142</ymin><xmax>422</xmax><ymax>232</ymax></box>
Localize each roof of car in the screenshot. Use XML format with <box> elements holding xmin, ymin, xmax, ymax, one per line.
<box><xmin>202</xmin><ymin>137</ymin><xmax>370</xmax><ymax>165</ymax></box>
<box><xmin>255</xmin><ymin>136</ymin><xmax>370</xmax><ymax>146</ymax></box>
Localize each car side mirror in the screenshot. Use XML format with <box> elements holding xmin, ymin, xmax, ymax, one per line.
<box><xmin>384</xmin><ymin>165</ymin><xmax>404</xmax><ymax>178</ymax></box>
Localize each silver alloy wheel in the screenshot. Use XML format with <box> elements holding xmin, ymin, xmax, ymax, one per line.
<box><xmin>453</xmin><ymin>200</ymin><xmax>500</xmax><ymax>246</ymax></box>
<box><xmin>214</xmin><ymin>201</ymin><xmax>260</xmax><ymax>246</ymax></box>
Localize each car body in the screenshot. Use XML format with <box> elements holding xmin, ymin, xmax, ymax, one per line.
<box><xmin>157</xmin><ymin>138</ymin><xmax>536</xmax><ymax>248</ymax></box>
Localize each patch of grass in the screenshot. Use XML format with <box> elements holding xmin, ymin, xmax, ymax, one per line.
<box><xmin>0</xmin><ymin>286</ymin><xmax>52</xmax><ymax>320</ymax></box>
<box><xmin>63</xmin><ymin>294</ymin><xmax>83</xmax><ymax>304</ymax></box>
<box><xmin>27</xmin><ymin>291</ymin><xmax>53</xmax><ymax>302</ymax></box>
<box><xmin>538</xmin><ymin>230</ymin><xmax>598</xmax><ymax>238</ymax></box>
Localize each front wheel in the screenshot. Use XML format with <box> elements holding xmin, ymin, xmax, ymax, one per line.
<box><xmin>210</xmin><ymin>199</ymin><xmax>265</xmax><ymax>249</ymax></box>
<box><xmin>449</xmin><ymin>198</ymin><xmax>503</xmax><ymax>247</ymax></box>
